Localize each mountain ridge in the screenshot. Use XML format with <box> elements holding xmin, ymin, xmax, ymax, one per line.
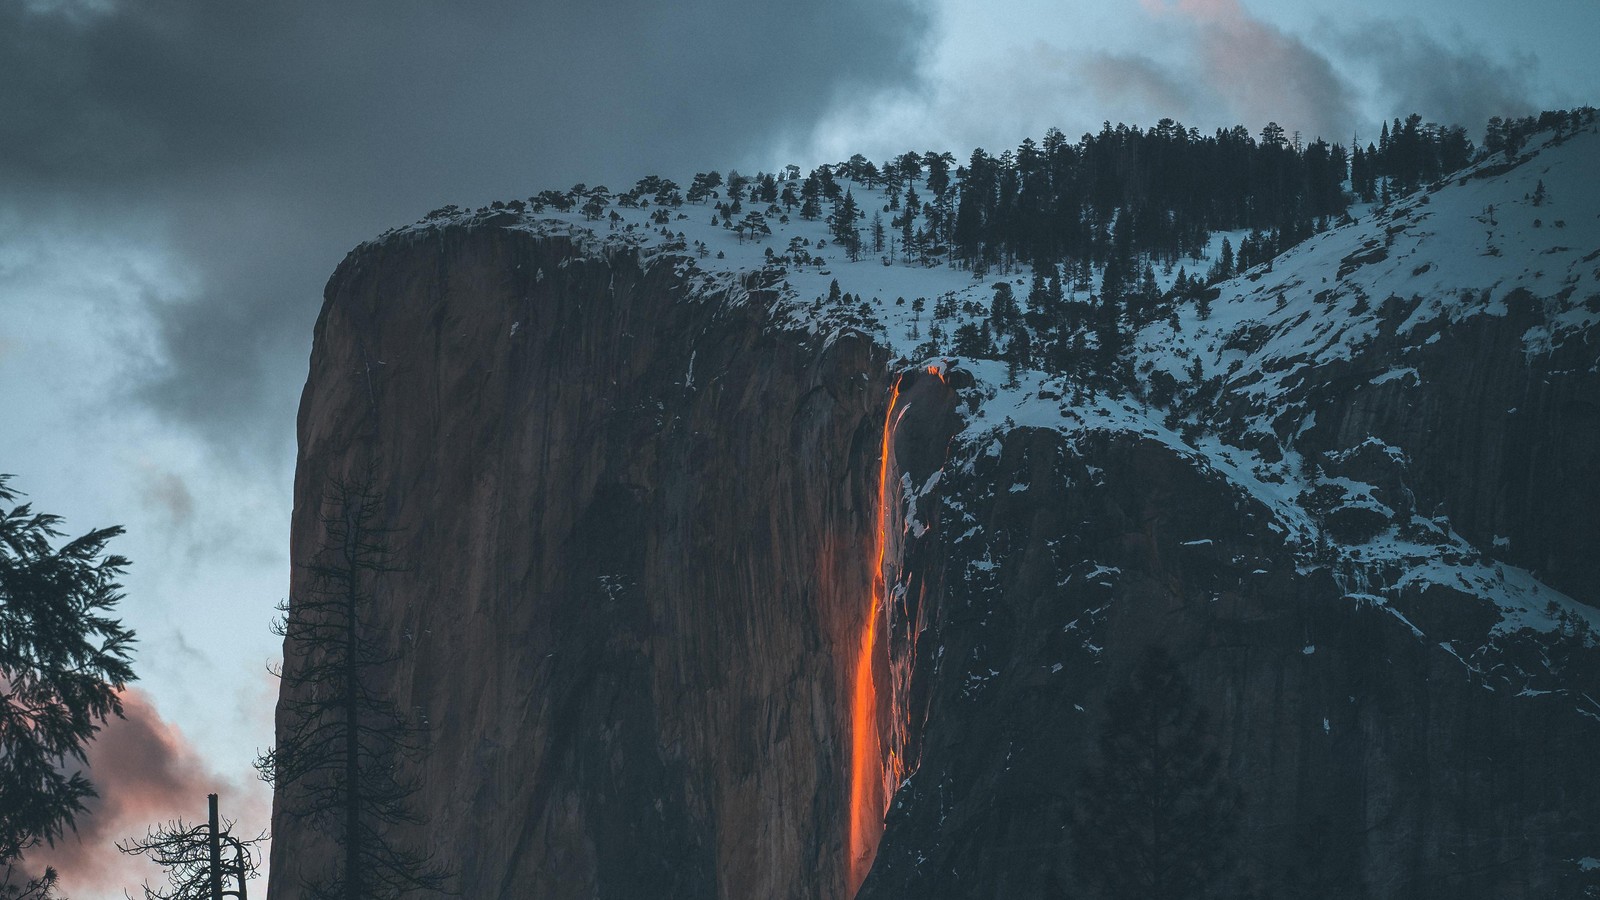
<box><xmin>270</xmin><ymin>116</ymin><xmax>1600</xmax><ymax>898</ymax></box>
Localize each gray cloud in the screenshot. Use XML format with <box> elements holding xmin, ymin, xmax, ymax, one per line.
<box><xmin>1</xmin><ymin>0</ymin><xmax>931</xmax><ymax>452</ymax></box>
<box><xmin>1141</xmin><ymin>0</ymin><xmax>1358</xmax><ymax>142</ymax></box>
<box><xmin>1075</xmin><ymin>52</ymin><xmax>1202</xmax><ymax>120</ymax></box>
<box><xmin>1335</xmin><ymin>21</ymin><xmax>1539</xmax><ymax>139</ymax></box>
<box><xmin>832</xmin><ymin>0</ymin><xmax>1367</xmax><ymax>165</ymax></box>
<box><xmin>139</xmin><ymin>466</ymin><xmax>194</xmax><ymax>527</ymax></box>
<box><xmin>1009</xmin><ymin>3</ymin><xmax>1535</xmax><ymax>156</ymax></box>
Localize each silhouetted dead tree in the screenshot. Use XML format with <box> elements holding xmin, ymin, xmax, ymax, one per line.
<box><xmin>256</xmin><ymin>471</ymin><xmax>451</xmax><ymax>900</ymax></box>
<box><xmin>118</xmin><ymin>793</ymin><xmax>263</xmax><ymax>900</ymax></box>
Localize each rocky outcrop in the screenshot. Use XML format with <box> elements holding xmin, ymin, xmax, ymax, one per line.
<box><xmin>273</xmin><ymin>170</ymin><xmax>1600</xmax><ymax>900</ymax></box>
<box><xmin>1300</xmin><ymin>304</ymin><xmax>1600</xmax><ymax>604</ymax></box>
<box><xmin>273</xmin><ymin>223</ymin><xmax>901</xmax><ymax>900</ymax></box>
<box><xmin>859</xmin><ymin>425</ymin><xmax>1600</xmax><ymax>899</ymax></box>
<box><xmin>857</xmin><ymin>231</ymin><xmax>1600</xmax><ymax>897</ymax></box>
<box><xmin>1199</xmin><ymin>286</ymin><xmax>1600</xmax><ymax>608</ymax></box>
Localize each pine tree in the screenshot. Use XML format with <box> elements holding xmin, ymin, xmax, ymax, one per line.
<box><xmin>951</xmin><ymin>321</ymin><xmax>988</xmax><ymax>358</ymax></box>
<box><xmin>923</xmin><ymin>151</ymin><xmax>953</xmax><ymax>197</ymax></box>
<box><xmin>685</xmin><ymin>172</ymin><xmax>721</xmax><ymax>204</ymax></box>
<box><xmin>800</xmin><ymin>174</ymin><xmax>822</xmax><ymax>221</ymax></box>
<box><xmin>1093</xmin><ymin>291</ymin><xmax>1125</xmax><ymax>372</ymax></box>
<box><xmin>1024</xmin><ymin>270</ymin><xmax>1055</xmax><ymax>336</ymax></box>
<box><xmin>1350</xmin><ymin>145</ymin><xmax>1367</xmax><ymax>202</ymax></box>
<box><xmin>1136</xmin><ymin>262</ymin><xmax>1160</xmax><ymax>328</ymax></box>
<box><xmin>1072</xmin><ymin>646</ymin><xmax>1242</xmax><ymax>900</ymax></box>
<box><xmin>580</xmin><ymin>188</ymin><xmax>610</xmax><ymax>221</ymax></box>
<box><xmin>818</xmin><ymin>164</ymin><xmax>841</xmax><ymax>201</ymax></box>
<box><xmin>1101</xmin><ymin>210</ymin><xmax>1136</xmax><ymax>304</ymax></box>
<box><xmin>735</xmin><ymin>211</ymin><xmax>769</xmax><ymax>244</ymax></box>
<box><xmin>1484</xmin><ymin>117</ymin><xmax>1506</xmax><ymax>157</ymax></box>
<box><xmin>1007</xmin><ymin>328</ymin><xmax>1033</xmax><ymax>372</ymax></box>
<box><xmin>258</xmin><ymin>471</ymin><xmax>451</xmax><ymax>900</ymax></box>
<box><xmin>0</xmin><ymin>476</ymin><xmax>137</xmax><ymax>896</ymax></box>
<box><xmin>831</xmin><ymin>190</ymin><xmax>862</xmax><ymax>260</ymax></box>
<box><xmin>989</xmin><ymin>281</ymin><xmax>1019</xmax><ymax>335</ymax></box>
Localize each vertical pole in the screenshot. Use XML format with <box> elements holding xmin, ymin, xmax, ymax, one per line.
<box><xmin>208</xmin><ymin>793</ymin><xmax>223</xmax><ymax>900</ymax></box>
<box><xmin>234</xmin><ymin>839</ymin><xmax>249</xmax><ymax>900</ymax></box>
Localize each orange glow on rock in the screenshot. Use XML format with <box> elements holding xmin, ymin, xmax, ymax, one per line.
<box><xmin>848</xmin><ymin>377</ymin><xmax>904</xmax><ymax>896</ymax></box>
<box><xmin>847</xmin><ymin>571</ymin><xmax>884</xmax><ymax>893</ymax></box>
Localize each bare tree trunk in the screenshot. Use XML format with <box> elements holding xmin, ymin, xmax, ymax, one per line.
<box><xmin>208</xmin><ymin>794</ymin><xmax>222</xmax><ymax>900</ymax></box>
<box><xmin>345</xmin><ymin>563</ymin><xmax>362</xmax><ymax>900</ymax></box>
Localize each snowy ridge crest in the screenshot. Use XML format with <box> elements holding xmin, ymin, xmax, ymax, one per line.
<box><xmin>374</xmin><ymin>122</ymin><xmax>1600</xmax><ymax>691</ymax></box>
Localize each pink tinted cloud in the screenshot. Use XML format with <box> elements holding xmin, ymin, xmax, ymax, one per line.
<box><xmin>1143</xmin><ymin>0</ymin><xmax>1235</xmax><ymax>16</ymax></box>
<box><xmin>22</xmin><ymin>688</ymin><xmax>268</xmax><ymax>898</ymax></box>
<box><xmin>1143</xmin><ymin>0</ymin><xmax>1356</xmax><ymax>140</ymax></box>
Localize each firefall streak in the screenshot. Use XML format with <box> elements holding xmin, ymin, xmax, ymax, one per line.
<box><xmin>848</xmin><ymin>377</ymin><xmax>906</xmax><ymax>895</ymax></box>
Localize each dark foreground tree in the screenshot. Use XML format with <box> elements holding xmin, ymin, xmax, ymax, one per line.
<box><xmin>257</xmin><ymin>472</ymin><xmax>451</xmax><ymax>899</ymax></box>
<box><xmin>1072</xmin><ymin>646</ymin><xmax>1242</xmax><ymax>900</ymax></box>
<box><xmin>0</xmin><ymin>475</ymin><xmax>137</xmax><ymax>897</ymax></box>
<box><xmin>830</xmin><ymin>189</ymin><xmax>863</xmax><ymax>259</ymax></box>
<box><xmin>118</xmin><ymin>793</ymin><xmax>264</xmax><ymax>900</ymax></box>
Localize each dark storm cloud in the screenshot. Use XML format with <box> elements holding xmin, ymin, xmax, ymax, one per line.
<box><xmin>1336</xmin><ymin>22</ymin><xmax>1539</xmax><ymax>139</ymax></box>
<box><xmin>1</xmin><ymin>0</ymin><xmax>931</xmax><ymax>450</ymax></box>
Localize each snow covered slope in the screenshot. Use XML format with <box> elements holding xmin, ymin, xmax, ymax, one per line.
<box><xmin>310</xmin><ymin>117</ymin><xmax>1600</xmax><ymax>900</ymax></box>
<box><xmin>376</xmin><ymin>119</ymin><xmax>1600</xmax><ymax>669</ymax></box>
<box><xmin>1127</xmin><ymin>123</ymin><xmax>1600</xmax><ymax>643</ymax></box>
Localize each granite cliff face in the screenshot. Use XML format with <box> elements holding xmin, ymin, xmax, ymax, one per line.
<box><xmin>272</xmin><ymin>225</ymin><xmax>958</xmax><ymax>899</ymax></box>
<box><xmin>272</xmin><ymin>125</ymin><xmax>1600</xmax><ymax>899</ymax></box>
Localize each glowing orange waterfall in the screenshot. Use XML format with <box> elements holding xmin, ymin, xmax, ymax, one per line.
<box><xmin>848</xmin><ymin>378</ymin><xmax>904</xmax><ymax>896</ymax></box>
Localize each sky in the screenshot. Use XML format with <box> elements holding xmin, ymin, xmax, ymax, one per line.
<box><xmin>0</xmin><ymin>0</ymin><xmax>1594</xmax><ymax>895</ymax></box>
